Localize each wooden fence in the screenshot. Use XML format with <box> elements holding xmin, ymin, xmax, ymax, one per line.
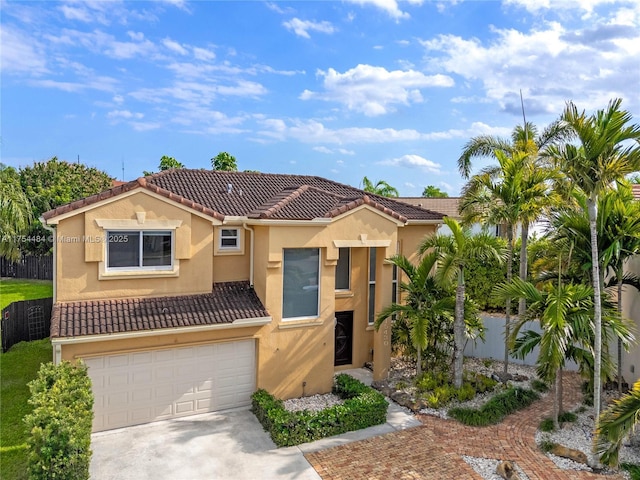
<box><xmin>0</xmin><ymin>255</ymin><xmax>53</xmax><ymax>280</ymax></box>
<box><xmin>1</xmin><ymin>298</ymin><xmax>53</xmax><ymax>353</ymax></box>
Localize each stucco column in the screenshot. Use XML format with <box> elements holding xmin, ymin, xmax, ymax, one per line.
<box><xmin>373</xmin><ymin>248</ymin><xmax>392</xmax><ymax>381</ymax></box>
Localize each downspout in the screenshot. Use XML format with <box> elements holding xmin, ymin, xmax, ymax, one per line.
<box><xmin>40</xmin><ymin>218</ymin><xmax>59</xmax><ymax>364</ymax></box>
<box><xmin>242</xmin><ymin>223</ymin><xmax>254</xmax><ymax>287</ymax></box>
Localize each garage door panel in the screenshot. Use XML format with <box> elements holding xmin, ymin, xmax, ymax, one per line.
<box><xmin>87</xmin><ymin>339</ymin><xmax>256</xmax><ymax>432</ymax></box>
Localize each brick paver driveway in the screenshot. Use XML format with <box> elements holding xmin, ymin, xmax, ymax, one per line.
<box><xmin>306</xmin><ymin>372</ymin><xmax>624</xmax><ymax>480</ymax></box>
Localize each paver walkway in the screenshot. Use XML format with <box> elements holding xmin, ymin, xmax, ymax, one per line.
<box><xmin>305</xmin><ymin>372</ymin><xmax>624</xmax><ymax>480</ymax></box>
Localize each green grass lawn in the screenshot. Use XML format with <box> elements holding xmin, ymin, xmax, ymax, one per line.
<box><xmin>0</xmin><ymin>338</ymin><xmax>52</xmax><ymax>480</ymax></box>
<box><xmin>0</xmin><ymin>279</ymin><xmax>54</xmax><ymax>479</ymax></box>
<box><xmin>0</xmin><ymin>278</ymin><xmax>53</xmax><ymax>310</ymax></box>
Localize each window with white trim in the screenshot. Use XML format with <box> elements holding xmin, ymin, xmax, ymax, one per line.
<box><xmin>219</xmin><ymin>228</ymin><xmax>240</xmax><ymax>250</ymax></box>
<box><xmin>107</xmin><ymin>230</ymin><xmax>173</xmax><ymax>270</ymax></box>
<box><xmin>283</xmin><ymin>248</ymin><xmax>320</xmax><ymax>319</ymax></box>
<box><xmin>335</xmin><ymin>247</ymin><xmax>350</xmax><ymax>291</ymax></box>
<box><xmin>368</xmin><ymin>248</ymin><xmax>376</xmax><ymax>324</ymax></box>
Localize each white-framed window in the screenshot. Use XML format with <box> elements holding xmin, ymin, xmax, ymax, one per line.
<box><xmin>368</xmin><ymin>248</ymin><xmax>376</xmax><ymax>324</ymax></box>
<box><xmin>282</xmin><ymin>248</ymin><xmax>320</xmax><ymax>320</ymax></box>
<box><xmin>106</xmin><ymin>230</ymin><xmax>173</xmax><ymax>270</ymax></box>
<box><xmin>219</xmin><ymin>228</ymin><xmax>240</xmax><ymax>250</ymax></box>
<box><xmin>335</xmin><ymin>247</ymin><xmax>350</xmax><ymax>291</ymax></box>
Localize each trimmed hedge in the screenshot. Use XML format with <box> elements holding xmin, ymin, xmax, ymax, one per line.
<box><xmin>24</xmin><ymin>361</ymin><xmax>94</xmax><ymax>480</ymax></box>
<box><xmin>252</xmin><ymin>373</ymin><xmax>388</xmax><ymax>447</ymax></box>
<box><xmin>448</xmin><ymin>386</ymin><xmax>539</xmax><ymax>426</ymax></box>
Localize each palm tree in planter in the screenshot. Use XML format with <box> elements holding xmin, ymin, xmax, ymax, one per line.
<box><xmin>374</xmin><ymin>252</ymin><xmax>459</xmax><ymax>377</ymax></box>
<box><xmin>418</xmin><ymin>217</ymin><xmax>505</xmax><ymax>388</ymax></box>
<box><xmin>493</xmin><ymin>275</ymin><xmax>634</xmax><ymax>428</ymax></box>
<box><xmin>546</xmin><ymin>98</ymin><xmax>640</xmax><ymax>420</ymax></box>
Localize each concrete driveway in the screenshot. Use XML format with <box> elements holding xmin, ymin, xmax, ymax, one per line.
<box><xmin>90</xmin><ymin>408</ymin><xmax>321</xmax><ymax>480</ymax></box>
<box><xmin>90</xmin><ymin>369</ymin><xmax>420</xmax><ymax>480</ymax></box>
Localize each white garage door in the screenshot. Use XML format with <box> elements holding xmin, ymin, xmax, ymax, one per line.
<box><xmin>85</xmin><ymin>339</ymin><xmax>256</xmax><ymax>432</ymax></box>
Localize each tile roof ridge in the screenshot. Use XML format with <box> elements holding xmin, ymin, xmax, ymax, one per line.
<box><xmin>249</xmin><ymin>184</ymin><xmax>311</xmax><ymax>219</ymax></box>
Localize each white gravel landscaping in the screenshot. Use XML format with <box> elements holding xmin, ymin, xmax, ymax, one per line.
<box><xmin>283</xmin><ymin>393</ymin><xmax>344</xmax><ymax>413</ymax></box>
<box><xmin>462</xmin><ymin>455</ymin><xmax>529</xmax><ymax>480</ymax></box>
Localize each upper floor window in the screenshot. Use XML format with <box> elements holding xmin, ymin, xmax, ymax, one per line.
<box><xmin>220</xmin><ymin>228</ymin><xmax>240</xmax><ymax>250</ymax></box>
<box><xmin>335</xmin><ymin>247</ymin><xmax>350</xmax><ymax>291</ymax></box>
<box><xmin>368</xmin><ymin>248</ymin><xmax>377</xmax><ymax>324</ymax></box>
<box><xmin>107</xmin><ymin>230</ymin><xmax>173</xmax><ymax>270</ymax></box>
<box><xmin>283</xmin><ymin>248</ymin><xmax>319</xmax><ymax>319</ymax></box>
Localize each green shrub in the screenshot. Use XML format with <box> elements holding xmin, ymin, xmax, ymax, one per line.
<box><xmin>539</xmin><ymin>418</ymin><xmax>555</xmax><ymax>432</ymax></box>
<box><xmin>558</xmin><ymin>411</ymin><xmax>577</xmax><ymax>423</ymax></box>
<box><xmin>24</xmin><ymin>361</ymin><xmax>94</xmax><ymax>480</ymax></box>
<box><xmin>539</xmin><ymin>439</ymin><xmax>556</xmax><ymax>453</ymax></box>
<box><xmin>415</xmin><ymin>371</ymin><xmax>448</xmax><ymax>392</ymax></box>
<box><xmin>456</xmin><ymin>383</ymin><xmax>476</xmax><ymax>402</ymax></box>
<box><xmin>621</xmin><ymin>463</ymin><xmax>640</xmax><ymax>480</ymax></box>
<box><xmin>531</xmin><ymin>379</ymin><xmax>549</xmax><ymax>393</ymax></box>
<box><xmin>251</xmin><ymin>374</ymin><xmax>388</xmax><ymax>447</ymax></box>
<box><xmin>448</xmin><ymin>387</ymin><xmax>539</xmax><ymax>426</ymax></box>
<box><xmin>464</xmin><ymin>371</ymin><xmax>498</xmax><ymax>393</ymax></box>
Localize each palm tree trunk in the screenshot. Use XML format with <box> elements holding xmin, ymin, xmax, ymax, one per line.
<box><xmin>588</xmin><ymin>197</ymin><xmax>603</xmax><ymax>422</ymax></box>
<box><xmin>558</xmin><ymin>368</ymin><xmax>564</xmax><ymax>416</ymax></box>
<box><xmin>416</xmin><ymin>346</ymin><xmax>422</xmax><ymax>377</ymax></box>
<box><xmin>518</xmin><ymin>222</ymin><xmax>529</xmax><ymax>319</ymax></box>
<box><xmin>504</xmin><ymin>225</ymin><xmax>514</xmax><ymax>375</ymax></box>
<box><xmin>618</xmin><ymin>266</ymin><xmax>623</xmax><ymax>394</ymax></box>
<box><xmin>553</xmin><ymin>368</ymin><xmax>561</xmax><ymax>429</ymax></box>
<box><xmin>454</xmin><ymin>265</ymin><xmax>465</xmax><ymax>388</ymax></box>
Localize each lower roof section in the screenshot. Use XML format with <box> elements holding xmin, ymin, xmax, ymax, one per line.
<box><xmin>51</xmin><ymin>281</ymin><xmax>270</xmax><ymax>339</ymax></box>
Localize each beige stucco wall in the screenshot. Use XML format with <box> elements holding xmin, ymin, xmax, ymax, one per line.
<box><xmin>55</xmin><ymin>196</ymin><xmax>439</xmax><ymax>400</ymax></box>
<box><xmin>54</xmin><ymin>191</ymin><xmax>215</xmax><ymax>302</ymax></box>
<box><xmin>212</xmin><ymin>227</ymin><xmax>251</xmax><ymax>283</ymax></box>
<box><xmin>621</xmin><ymin>255</ymin><xmax>640</xmax><ymax>384</ymax></box>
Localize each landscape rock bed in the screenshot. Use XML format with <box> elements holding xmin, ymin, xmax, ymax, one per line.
<box><xmin>283</xmin><ymin>393</ymin><xmax>344</xmax><ymax>413</ymax></box>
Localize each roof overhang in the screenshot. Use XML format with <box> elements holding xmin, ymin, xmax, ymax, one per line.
<box><xmin>51</xmin><ymin>316</ymin><xmax>272</xmax><ymax>345</ymax></box>
<box><xmin>42</xmin><ymin>187</ymin><xmax>223</xmax><ymax>226</ymax></box>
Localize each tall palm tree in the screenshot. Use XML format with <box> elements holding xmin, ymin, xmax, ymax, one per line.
<box><xmin>418</xmin><ymin>217</ymin><xmax>504</xmax><ymax>387</ymax></box>
<box><xmin>460</xmin><ymin>150</ymin><xmax>557</xmax><ymax>374</ymax></box>
<box><xmin>374</xmin><ymin>252</ymin><xmax>456</xmax><ymax>376</ymax></box>
<box><xmin>457</xmin><ymin>120</ymin><xmax>570</xmax><ymax>319</ymax></box>
<box><xmin>0</xmin><ymin>164</ymin><xmax>32</xmax><ymax>261</ymax></box>
<box><xmin>361</xmin><ymin>176</ymin><xmax>399</xmax><ymax>197</ymax></box>
<box><xmin>546</xmin><ymin>98</ymin><xmax>640</xmax><ymax>420</ymax></box>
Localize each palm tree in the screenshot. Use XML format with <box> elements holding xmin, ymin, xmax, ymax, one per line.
<box><xmin>457</xmin><ymin>120</ymin><xmax>570</xmax><ymax>319</ymax></box>
<box><xmin>460</xmin><ymin>150</ymin><xmax>557</xmax><ymax>374</ymax></box>
<box><xmin>596</xmin><ymin>379</ymin><xmax>640</xmax><ymax>467</ymax></box>
<box><xmin>493</xmin><ymin>275</ymin><xmax>634</xmax><ymax>428</ymax></box>
<box><xmin>546</xmin><ymin>98</ymin><xmax>640</xmax><ymax>420</ymax></box>
<box><xmin>0</xmin><ymin>164</ymin><xmax>32</xmax><ymax>261</ymax></box>
<box><xmin>418</xmin><ymin>217</ymin><xmax>504</xmax><ymax>387</ymax></box>
<box><xmin>361</xmin><ymin>176</ymin><xmax>399</xmax><ymax>197</ymax></box>
<box><xmin>374</xmin><ymin>252</ymin><xmax>455</xmax><ymax>376</ymax></box>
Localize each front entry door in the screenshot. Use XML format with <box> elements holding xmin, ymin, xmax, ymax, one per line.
<box><xmin>334</xmin><ymin>311</ymin><xmax>353</xmax><ymax>366</ymax></box>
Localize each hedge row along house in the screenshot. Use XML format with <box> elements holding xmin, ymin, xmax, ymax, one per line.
<box><xmin>41</xmin><ymin>169</ymin><xmax>443</xmax><ymax>432</ymax></box>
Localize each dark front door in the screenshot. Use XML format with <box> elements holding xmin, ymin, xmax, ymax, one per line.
<box><xmin>334</xmin><ymin>311</ymin><xmax>353</xmax><ymax>366</ymax></box>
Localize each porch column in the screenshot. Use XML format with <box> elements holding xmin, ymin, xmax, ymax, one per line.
<box><xmin>373</xmin><ymin>248</ymin><xmax>392</xmax><ymax>381</ymax></box>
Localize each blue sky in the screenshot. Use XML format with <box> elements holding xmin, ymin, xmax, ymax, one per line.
<box><xmin>2</xmin><ymin>0</ymin><xmax>639</xmax><ymax>196</ymax></box>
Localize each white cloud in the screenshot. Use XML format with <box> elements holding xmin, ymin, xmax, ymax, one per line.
<box><xmin>503</xmin><ymin>0</ymin><xmax>622</xmax><ymax>15</ymax></box>
<box><xmin>420</xmin><ymin>17</ymin><xmax>640</xmax><ymax>114</ymax></box>
<box><xmin>313</xmin><ymin>146</ymin><xmax>333</xmax><ymax>154</ymax></box>
<box><xmin>345</xmin><ymin>0</ymin><xmax>420</xmax><ymax>21</ymax></box>
<box><xmin>378</xmin><ymin>154</ymin><xmax>443</xmax><ymax>173</ymax></box>
<box><xmin>300</xmin><ymin>64</ymin><xmax>454</xmax><ymax>116</ymax></box>
<box><xmin>163</xmin><ymin>37</ymin><xmax>188</xmax><ymax>55</ymax></box>
<box><xmin>0</xmin><ymin>25</ymin><xmax>48</xmax><ymax>76</ymax></box>
<box><xmin>193</xmin><ymin>46</ymin><xmax>215</xmax><ymax>61</ymax></box>
<box><xmin>283</xmin><ymin>18</ymin><xmax>336</xmax><ymax>38</ymax></box>
<box><xmin>107</xmin><ymin>110</ymin><xmax>144</xmax><ymax>119</ymax></box>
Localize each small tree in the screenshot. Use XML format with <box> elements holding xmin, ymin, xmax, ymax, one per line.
<box><xmin>212</xmin><ymin>152</ymin><xmax>238</xmax><ymax>171</ymax></box>
<box><xmin>143</xmin><ymin>155</ymin><xmax>184</xmax><ymax>176</ymax></box>
<box><xmin>0</xmin><ymin>164</ymin><xmax>32</xmax><ymax>260</ymax></box>
<box><xmin>361</xmin><ymin>176</ymin><xmax>399</xmax><ymax>197</ymax></box>
<box><xmin>422</xmin><ymin>185</ymin><xmax>449</xmax><ymax>197</ymax></box>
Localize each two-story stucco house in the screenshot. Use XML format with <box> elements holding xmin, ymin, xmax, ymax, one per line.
<box><xmin>41</xmin><ymin>169</ymin><xmax>443</xmax><ymax>432</ymax></box>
